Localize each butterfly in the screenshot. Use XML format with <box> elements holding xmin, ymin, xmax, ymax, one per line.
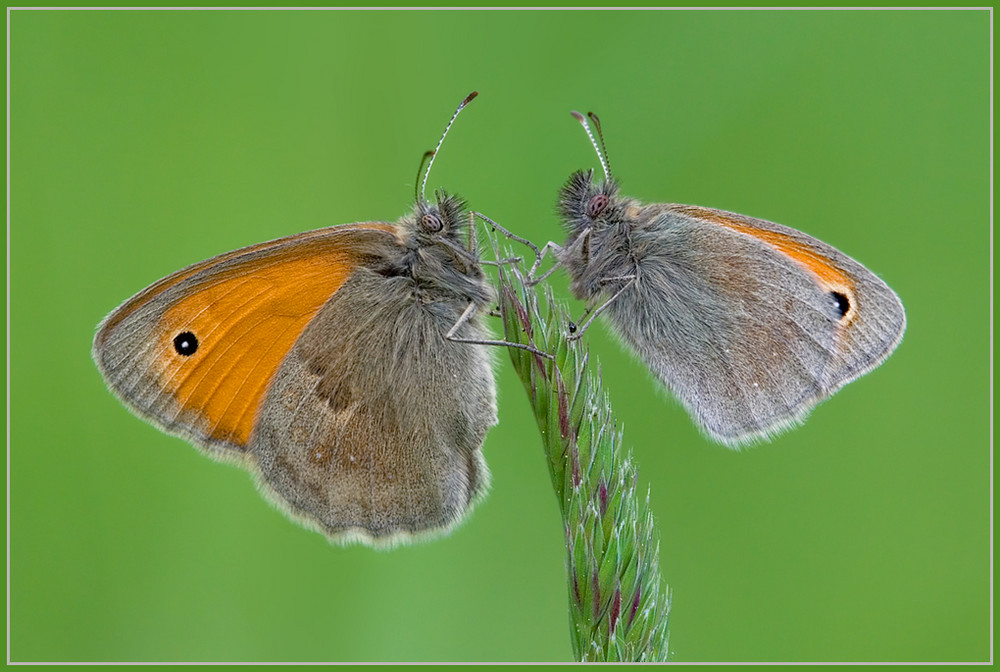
<box><xmin>529</xmin><ymin>111</ymin><xmax>906</xmax><ymax>446</ymax></box>
<box><xmin>92</xmin><ymin>92</ymin><xmax>523</xmax><ymax>545</ymax></box>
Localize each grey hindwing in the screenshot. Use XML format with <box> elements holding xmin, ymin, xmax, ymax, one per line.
<box><xmin>598</xmin><ymin>206</ymin><xmax>905</xmax><ymax>444</ymax></box>
<box><xmin>250</xmin><ymin>267</ymin><xmax>497</xmax><ymax>540</ymax></box>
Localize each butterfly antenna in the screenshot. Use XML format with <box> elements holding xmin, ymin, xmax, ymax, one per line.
<box><xmin>414</xmin><ymin>150</ymin><xmax>435</xmax><ymax>203</ymax></box>
<box><xmin>571</xmin><ymin>110</ymin><xmax>610</xmax><ymax>180</ymax></box>
<box><xmin>420</xmin><ymin>90</ymin><xmax>478</xmax><ymax>202</ymax></box>
<box><xmin>587</xmin><ymin>111</ymin><xmax>612</xmax><ymax>177</ymax></box>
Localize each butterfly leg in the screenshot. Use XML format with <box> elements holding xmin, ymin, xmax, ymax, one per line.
<box><xmin>463</xmin><ymin>211</ymin><xmax>521</xmax><ymax>267</ymax></box>
<box><xmin>566</xmin><ymin>274</ymin><xmax>637</xmax><ymax>342</ymax></box>
<box><xmin>525</xmin><ymin>242</ymin><xmax>566</xmax><ymax>286</ymax></box>
<box><xmin>445</xmin><ymin>302</ymin><xmax>554</xmax><ymax>360</ymax></box>
<box><xmin>471</xmin><ymin>211</ymin><xmax>588</xmax><ymax>286</ymax></box>
<box><xmin>480</xmin><ymin>257</ymin><xmax>523</xmax><ymax>268</ymax></box>
<box><xmin>435</xmin><ymin>234</ymin><xmax>520</xmax><ymax>269</ymax></box>
<box><xmin>473</xmin><ymin>211</ymin><xmax>539</xmax><ymax>256</ymax></box>
<box><xmin>471</xmin><ymin>211</ymin><xmax>557</xmax><ymax>277</ymax></box>
<box><xmin>529</xmin><ymin>227</ymin><xmax>594</xmax><ymax>286</ymax></box>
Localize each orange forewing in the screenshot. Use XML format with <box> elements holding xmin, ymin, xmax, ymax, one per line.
<box><xmin>124</xmin><ymin>223</ymin><xmax>395</xmax><ymax>448</ymax></box>
<box><xmin>678</xmin><ymin>206</ymin><xmax>858</xmax><ymax>320</ymax></box>
<box><xmin>97</xmin><ymin>224</ymin><xmax>391</xmax><ymax>344</ymax></box>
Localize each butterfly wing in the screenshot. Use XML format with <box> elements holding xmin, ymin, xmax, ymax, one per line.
<box><xmin>606</xmin><ymin>204</ymin><xmax>905</xmax><ymax>445</ymax></box>
<box><xmin>93</xmin><ymin>223</ymin><xmax>397</xmax><ymax>453</ymax></box>
<box><xmin>250</xmin><ymin>264</ymin><xmax>496</xmax><ymax>543</ymax></box>
<box><xmin>93</xmin><ymin>222</ymin><xmax>497</xmax><ymax>542</ymax></box>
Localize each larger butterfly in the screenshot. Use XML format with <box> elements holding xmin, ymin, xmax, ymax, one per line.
<box><xmin>93</xmin><ymin>92</ymin><xmax>507</xmax><ymax>545</ymax></box>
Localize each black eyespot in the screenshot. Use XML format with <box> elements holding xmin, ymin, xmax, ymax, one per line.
<box><xmin>421</xmin><ymin>213</ymin><xmax>443</xmax><ymax>233</ymax></box>
<box><xmin>173</xmin><ymin>331</ymin><xmax>198</xmax><ymax>356</ymax></box>
<box><xmin>587</xmin><ymin>194</ymin><xmax>609</xmax><ymax>218</ymax></box>
<box><xmin>831</xmin><ymin>291</ymin><xmax>851</xmax><ymax>318</ymax></box>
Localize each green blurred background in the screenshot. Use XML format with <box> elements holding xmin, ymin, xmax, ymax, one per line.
<box><xmin>9</xmin><ymin>9</ymin><xmax>990</xmax><ymax>663</ymax></box>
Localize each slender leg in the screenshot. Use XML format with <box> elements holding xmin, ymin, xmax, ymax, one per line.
<box><xmin>473</xmin><ymin>211</ymin><xmax>540</xmax><ymax>257</ymax></box>
<box><xmin>471</xmin><ymin>211</ymin><xmax>564</xmax><ymax>282</ymax></box>
<box><xmin>436</xmin><ymin>234</ymin><xmax>520</xmax><ymax>268</ymax></box>
<box><xmin>480</xmin><ymin>257</ymin><xmax>522</xmax><ymax>268</ymax></box>
<box><xmin>446</xmin><ymin>302</ymin><xmax>554</xmax><ymax>360</ymax></box>
<box><xmin>525</xmin><ymin>242</ymin><xmax>565</xmax><ymax>285</ymax></box>
<box><xmin>463</xmin><ymin>211</ymin><xmax>520</xmax><ymax>265</ymax></box>
<box><xmin>528</xmin><ymin>227</ymin><xmax>594</xmax><ymax>285</ymax></box>
<box><xmin>566</xmin><ymin>275</ymin><xmax>637</xmax><ymax>341</ymax></box>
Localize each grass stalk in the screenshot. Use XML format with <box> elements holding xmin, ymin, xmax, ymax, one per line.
<box><xmin>493</xmin><ymin>257</ymin><xmax>671</xmax><ymax>662</ymax></box>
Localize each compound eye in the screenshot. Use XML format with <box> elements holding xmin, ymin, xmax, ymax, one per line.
<box><xmin>421</xmin><ymin>213</ymin><xmax>444</xmax><ymax>232</ymax></box>
<box><xmin>587</xmin><ymin>194</ymin><xmax>609</xmax><ymax>218</ymax></box>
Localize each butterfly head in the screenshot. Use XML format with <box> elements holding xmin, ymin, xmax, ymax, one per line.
<box><xmin>401</xmin><ymin>190</ymin><xmax>470</xmax><ymax>248</ymax></box>
<box><xmin>558</xmin><ymin>169</ymin><xmax>626</xmax><ymax>236</ymax></box>
<box><xmin>396</xmin><ymin>190</ymin><xmax>489</xmax><ymax>305</ymax></box>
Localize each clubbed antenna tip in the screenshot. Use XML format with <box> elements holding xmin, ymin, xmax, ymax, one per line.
<box><xmin>420</xmin><ymin>91</ymin><xmax>479</xmax><ymax>202</ymax></box>
<box><xmin>570</xmin><ymin>109</ymin><xmax>611</xmax><ymax>181</ymax></box>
